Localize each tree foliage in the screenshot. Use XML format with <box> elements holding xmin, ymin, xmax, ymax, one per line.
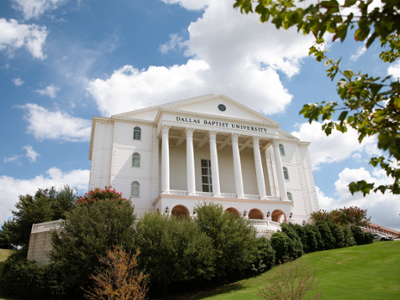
<box><xmin>84</xmin><ymin>246</ymin><xmax>148</xmax><ymax>300</ymax></box>
<box><xmin>49</xmin><ymin>192</ymin><xmax>136</xmax><ymax>293</ymax></box>
<box><xmin>133</xmin><ymin>212</ymin><xmax>215</xmax><ymax>297</ymax></box>
<box><xmin>311</xmin><ymin>206</ymin><xmax>371</xmax><ymax>226</ymax></box>
<box><xmin>1</xmin><ymin>186</ymin><xmax>76</xmax><ymax>248</ymax></box>
<box><xmin>234</xmin><ymin>0</ymin><xmax>400</xmax><ymax>196</ymax></box>
<box><xmin>194</xmin><ymin>202</ymin><xmax>260</xmax><ymax>282</ymax></box>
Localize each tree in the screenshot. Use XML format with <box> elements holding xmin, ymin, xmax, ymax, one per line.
<box><xmin>84</xmin><ymin>246</ymin><xmax>148</xmax><ymax>300</ymax></box>
<box><xmin>49</xmin><ymin>190</ymin><xmax>136</xmax><ymax>294</ymax></box>
<box><xmin>1</xmin><ymin>186</ymin><xmax>77</xmax><ymax>249</ymax></box>
<box><xmin>310</xmin><ymin>206</ymin><xmax>371</xmax><ymax>226</ymax></box>
<box><xmin>134</xmin><ymin>212</ymin><xmax>215</xmax><ymax>297</ymax></box>
<box><xmin>194</xmin><ymin>202</ymin><xmax>260</xmax><ymax>284</ymax></box>
<box><xmin>234</xmin><ymin>0</ymin><xmax>400</xmax><ymax>196</ymax></box>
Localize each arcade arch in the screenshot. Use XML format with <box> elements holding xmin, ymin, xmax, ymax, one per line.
<box><xmin>271</xmin><ymin>209</ymin><xmax>286</xmax><ymax>223</ymax></box>
<box><xmin>171</xmin><ymin>205</ymin><xmax>190</xmax><ymax>219</ymax></box>
<box><xmin>248</xmin><ymin>209</ymin><xmax>264</xmax><ymax>220</ymax></box>
<box><xmin>225</xmin><ymin>207</ymin><xmax>239</xmax><ymax>216</ymax></box>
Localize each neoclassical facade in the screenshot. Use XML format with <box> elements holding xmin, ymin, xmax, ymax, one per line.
<box><xmin>89</xmin><ymin>94</ymin><xmax>319</xmax><ymax>233</ymax></box>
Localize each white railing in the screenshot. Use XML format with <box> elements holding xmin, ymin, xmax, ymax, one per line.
<box><xmin>196</xmin><ymin>191</ymin><xmax>213</xmax><ymax>197</ymax></box>
<box><xmin>31</xmin><ymin>220</ymin><xmax>64</xmax><ymax>234</ymax></box>
<box><xmin>248</xmin><ymin>219</ymin><xmax>281</xmax><ymax>230</ymax></box>
<box><xmin>244</xmin><ymin>194</ymin><xmax>260</xmax><ymax>200</ymax></box>
<box><xmin>169</xmin><ymin>189</ymin><xmax>188</xmax><ymax>196</ymax></box>
<box><xmin>220</xmin><ymin>193</ymin><xmax>237</xmax><ymax>199</ymax></box>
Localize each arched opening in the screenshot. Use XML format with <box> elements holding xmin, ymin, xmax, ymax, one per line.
<box><xmin>133</xmin><ymin>126</ymin><xmax>141</xmax><ymax>140</ymax></box>
<box><xmin>287</xmin><ymin>192</ymin><xmax>293</xmax><ymax>201</ymax></box>
<box><xmin>271</xmin><ymin>209</ymin><xmax>286</xmax><ymax>223</ymax></box>
<box><xmin>248</xmin><ymin>209</ymin><xmax>264</xmax><ymax>220</ymax></box>
<box><xmin>132</xmin><ymin>152</ymin><xmax>140</xmax><ymax>167</ymax></box>
<box><xmin>283</xmin><ymin>167</ymin><xmax>289</xmax><ymax>180</ymax></box>
<box><xmin>171</xmin><ymin>205</ymin><xmax>189</xmax><ymax>219</ymax></box>
<box><xmin>131</xmin><ymin>181</ymin><xmax>140</xmax><ymax>197</ymax></box>
<box><xmin>225</xmin><ymin>207</ymin><xmax>239</xmax><ymax>216</ymax></box>
<box><xmin>279</xmin><ymin>143</ymin><xmax>285</xmax><ymax>156</ymax></box>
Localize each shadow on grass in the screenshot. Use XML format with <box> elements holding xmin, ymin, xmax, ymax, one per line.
<box><xmin>155</xmin><ymin>282</ymin><xmax>247</xmax><ymax>300</ymax></box>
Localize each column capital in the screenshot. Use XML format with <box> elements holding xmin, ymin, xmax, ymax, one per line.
<box><xmin>185</xmin><ymin>128</ymin><xmax>195</xmax><ymax>136</ymax></box>
<box><xmin>162</xmin><ymin>125</ymin><xmax>171</xmax><ymax>134</ymax></box>
<box><xmin>231</xmin><ymin>133</ymin><xmax>239</xmax><ymax>142</ymax></box>
<box><xmin>252</xmin><ymin>136</ymin><xmax>260</xmax><ymax>143</ymax></box>
<box><xmin>272</xmin><ymin>139</ymin><xmax>280</xmax><ymax>147</ymax></box>
<box><xmin>209</xmin><ymin>131</ymin><xmax>218</xmax><ymax>138</ymax></box>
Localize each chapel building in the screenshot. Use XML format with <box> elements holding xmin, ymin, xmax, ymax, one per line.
<box><xmin>88</xmin><ymin>94</ymin><xmax>320</xmax><ymax>233</ymax></box>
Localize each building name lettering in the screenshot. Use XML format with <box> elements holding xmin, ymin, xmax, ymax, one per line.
<box><xmin>175</xmin><ymin>116</ymin><xmax>268</xmax><ymax>133</ymax></box>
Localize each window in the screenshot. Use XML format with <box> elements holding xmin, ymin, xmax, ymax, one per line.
<box><xmin>287</xmin><ymin>192</ymin><xmax>293</xmax><ymax>201</ymax></box>
<box><xmin>279</xmin><ymin>143</ymin><xmax>285</xmax><ymax>156</ymax></box>
<box><xmin>133</xmin><ymin>126</ymin><xmax>141</xmax><ymax>140</ymax></box>
<box><xmin>131</xmin><ymin>181</ymin><xmax>140</xmax><ymax>197</ymax></box>
<box><xmin>283</xmin><ymin>167</ymin><xmax>289</xmax><ymax>180</ymax></box>
<box><xmin>201</xmin><ymin>159</ymin><xmax>212</xmax><ymax>193</ymax></box>
<box><xmin>132</xmin><ymin>153</ymin><xmax>140</xmax><ymax>167</ymax></box>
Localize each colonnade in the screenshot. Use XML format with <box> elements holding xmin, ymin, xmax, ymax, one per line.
<box><xmin>161</xmin><ymin>126</ymin><xmax>288</xmax><ymax>201</ymax></box>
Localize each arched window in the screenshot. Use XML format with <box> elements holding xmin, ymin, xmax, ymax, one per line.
<box><xmin>132</xmin><ymin>153</ymin><xmax>140</xmax><ymax>167</ymax></box>
<box><xmin>287</xmin><ymin>192</ymin><xmax>293</xmax><ymax>201</ymax></box>
<box><xmin>279</xmin><ymin>143</ymin><xmax>285</xmax><ymax>156</ymax></box>
<box><xmin>283</xmin><ymin>167</ymin><xmax>289</xmax><ymax>180</ymax></box>
<box><xmin>131</xmin><ymin>181</ymin><xmax>140</xmax><ymax>197</ymax></box>
<box><xmin>133</xmin><ymin>127</ymin><xmax>141</xmax><ymax>140</ymax></box>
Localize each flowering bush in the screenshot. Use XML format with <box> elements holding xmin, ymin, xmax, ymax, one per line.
<box><xmin>311</xmin><ymin>206</ymin><xmax>371</xmax><ymax>227</ymax></box>
<box><xmin>76</xmin><ymin>187</ymin><xmax>126</xmax><ymax>206</ymax></box>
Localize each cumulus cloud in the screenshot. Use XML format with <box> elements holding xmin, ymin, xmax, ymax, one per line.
<box><xmin>349</xmin><ymin>45</ymin><xmax>367</xmax><ymax>61</ymax></box>
<box><xmin>0</xmin><ymin>167</ymin><xmax>89</xmax><ymax>225</ymax></box>
<box><xmin>18</xmin><ymin>103</ymin><xmax>91</xmax><ymax>142</ymax></box>
<box><xmin>35</xmin><ymin>84</ymin><xmax>59</xmax><ymax>98</ymax></box>
<box><xmin>292</xmin><ymin>122</ymin><xmax>381</xmax><ymax>169</ymax></box>
<box><xmin>388</xmin><ymin>60</ymin><xmax>400</xmax><ymax>79</ymax></box>
<box><xmin>87</xmin><ymin>0</ymin><xmax>315</xmax><ymax>116</ymax></box>
<box><xmin>11</xmin><ymin>0</ymin><xmax>68</xmax><ymax>20</ymax></box>
<box><xmin>0</xmin><ymin>18</ymin><xmax>47</xmax><ymax>59</ymax></box>
<box><xmin>24</xmin><ymin>145</ymin><xmax>39</xmax><ymax>163</ymax></box>
<box><xmin>318</xmin><ymin>167</ymin><xmax>400</xmax><ymax>231</ymax></box>
<box><xmin>12</xmin><ymin>77</ymin><xmax>24</xmax><ymax>86</ymax></box>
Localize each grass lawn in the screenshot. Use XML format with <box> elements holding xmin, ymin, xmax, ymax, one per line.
<box><xmin>165</xmin><ymin>241</ymin><xmax>400</xmax><ymax>300</ymax></box>
<box><xmin>0</xmin><ymin>249</ymin><xmax>15</xmax><ymax>300</ymax></box>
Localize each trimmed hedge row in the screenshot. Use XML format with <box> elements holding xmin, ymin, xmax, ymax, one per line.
<box><xmin>270</xmin><ymin>222</ymin><xmax>373</xmax><ymax>264</ymax></box>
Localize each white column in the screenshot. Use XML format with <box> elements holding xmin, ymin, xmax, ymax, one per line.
<box><xmin>231</xmin><ymin>133</ymin><xmax>244</xmax><ymax>198</ymax></box>
<box><xmin>209</xmin><ymin>131</ymin><xmax>221</xmax><ymax>197</ymax></box>
<box><xmin>186</xmin><ymin>128</ymin><xmax>196</xmax><ymax>195</ymax></box>
<box><xmin>273</xmin><ymin>140</ymin><xmax>287</xmax><ymax>201</ymax></box>
<box><xmin>253</xmin><ymin>136</ymin><xmax>267</xmax><ymax>199</ymax></box>
<box><xmin>161</xmin><ymin>126</ymin><xmax>170</xmax><ymax>194</ymax></box>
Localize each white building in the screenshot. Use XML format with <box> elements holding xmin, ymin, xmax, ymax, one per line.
<box><xmin>88</xmin><ymin>94</ymin><xmax>319</xmax><ymax>233</ymax></box>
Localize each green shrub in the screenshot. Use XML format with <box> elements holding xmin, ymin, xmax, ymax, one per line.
<box><xmin>0</xmin><ymin>258</ymin><xmax>65</xmax><ymax>300</ymax></box>
<box><xmin>309</xmin><ymin>224</ymin><xmax>324</xmax><ymax>251</ymax></box>
<box><xmin>302</xmin><ymin>224</ymin><xmax>319</xmax><ymax>253</ymax></box>
<box><xmin>327</xmin><ymin>222</ymin><xmax>345</xmax><ymax>248</ymax></box>
<box><xmin>364</xmin><ymin>232</ymin><xmax>374</xmax><ymax>244</ymax></box>
<box><xmin>280</xmin><ymin>224</ymin><xmax>304</xmax><ymax>259</ymax></box>
<box><xmin>316</xmin><ymin>221</ymin><xmax>335</xmax><ymax>250</ymax></box>
<box><xmin>351</xmin><ymin>225</ymin><xmax>366</xmax><ymax>245</ymax></box>
<box><xmin>341</xmin><ymin>225</ymin><xmax>356</xmax><ymax>247</ymax></box>
<box><xmin>270</xmin><ymin>231</ymin><xmax>292</xmax><ymax>263</ymax></box>
<box><xmin>251</xmin><ymin>237</ymin><xmax>275</xmax><ymax>273</ymax></box>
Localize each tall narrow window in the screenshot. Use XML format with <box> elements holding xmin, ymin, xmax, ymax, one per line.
<box><xmin>132</xmin><ymin>153</ymin><xmax>140</xmax><ymax>167</ymax></box>
<box><xmin>201</xmin><ymin>159</ymin><xmax>212</xmax><ymax>193</ymax></box>
<box><xmin>133</xmin><ymin>126</ymin><xmax>141</xmax><ymax>140</ymax></box>
<box><xmin>131</xmin><ymin>181</ymin><xmax>140</xmax><ymax>197</ymax></box>
<box><xmin>279</xmin><ymin>143</ymin><xmax>285</xmax><ymax>156</ymax></box>
<box><xmin>287</xmin><ymin>192</ymin><xmax>293</xmax><ymax>201</ymax></box>
<box><xmin>283</xmin><ymin>167</ymin><xmax>289</xmax><ymax>180</ymax></box>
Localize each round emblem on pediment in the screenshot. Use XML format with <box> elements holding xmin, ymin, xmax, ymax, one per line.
<box><xmin>218</xmin><ymin>104</ymin><xmax>226</xmax><ymax>112</ymax></box>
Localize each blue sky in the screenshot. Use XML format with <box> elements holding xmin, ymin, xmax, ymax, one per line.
<box><xmin>1</xmin><ymin>0</ymin><xmax>399</xmax><ymax>230</ymax></box>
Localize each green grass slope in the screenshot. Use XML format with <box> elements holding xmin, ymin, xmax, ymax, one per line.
<box><xmin>167</xmin><ymin>241</ymin><xmax>400</xmax><ymax>300</ymax></box>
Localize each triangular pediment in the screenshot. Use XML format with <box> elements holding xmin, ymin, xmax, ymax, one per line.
<box><xmin>111</xmin><ymin>94</ymin><xmax>280</xmax><ymax>128</ymax></box>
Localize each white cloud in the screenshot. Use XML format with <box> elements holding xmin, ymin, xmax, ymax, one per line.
<box><xmin>0</xmin><ymin>18</ymin><xmax>47</xmax><ymax>59</ymax></box>
<box><xmin>388</xmin><ymin>60</ymin><xmax>400</xmax><ymax>79</ymax></box>
<box><xmin>12</xmin><ymin>77</ymin><xmax>24</xmax><ymax>86</ymax></box>
<box><xmin>3</xmin><ymin>154</ymin><xmax>22</xmax><ymax>164</ymax></box>
<box><xmin>35</xmin><ymin>84</ymin><xmax>59</xmax><ymax>98</ymax></box>
<box><xmin>349</xmin><ymin>45</ymin><xmax>367</xmax><ymax>61</ymax></box>
<box><xmin>12</xmin><ymin>0</ymin><xmax>68</xmax><ymax>20</ymax></box>
<box><xmin>88</xmin><ymin>0</ymin><xmax>315</xmax><ymax>116</ymax></box>
<box><xmin>18</xmin><ymin>103</ymin><xmax>91</xmax><ymax>142</ymax></box>
<box><xmin>318</xmin><ymin>167</ymin><xmax>400</xmax><ymax>231</ymax></box>
<box><xmin>0</xmin><ymin>167</ymin><xmax>89</xmax><ymax>225</ymax></box>
<box><xmin>24</xmin><ymin>145</ymin><xmax>39</xmax><ymax>163</ymax></box>
<box><xmin>292</xmin><ymin>122</ymin><xmax>381</xmax><ymax>169</ymax></box>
